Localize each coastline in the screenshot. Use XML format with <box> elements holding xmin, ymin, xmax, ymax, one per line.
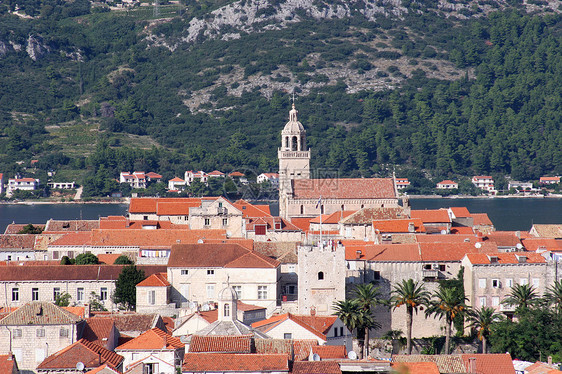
<box><xmin>0</xmin><ymin>199</ymin><xmax>129</xmax><ymax>205</ymax></box>
<box><xmin>405</xmin><ymin>194</ymin><xmax>562</xmax><ymax>199</ymax></box>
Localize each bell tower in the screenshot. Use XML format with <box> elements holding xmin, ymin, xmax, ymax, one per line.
<box><xmin>278</xmin><ymin>103</ymin><xmax>310</xmax><ymax>219</ymax></box>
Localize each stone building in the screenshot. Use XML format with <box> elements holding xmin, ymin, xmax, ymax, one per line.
<box><xmin>277</xmin><ymin>104</ymin><xmax>399</xmax><ymax>219</ymax></box>
<box><xmin>0</xmin><ymin>302</ymin><xmax>85</xmax><ymax>373</ymax></box>
<box><xmin>297</xmin><ymin>244</ymin><xmax>345</xmax><ymax>316</ymax></box>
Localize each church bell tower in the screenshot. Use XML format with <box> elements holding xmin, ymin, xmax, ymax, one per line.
<box><xmin>278</xmin><ymin>103</ymin><xmax>310</xmax><ymax>219</ymax></box>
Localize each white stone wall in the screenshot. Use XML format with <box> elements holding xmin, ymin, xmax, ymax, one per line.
<box><xmin>136</xmin><ymin>286</ymin><xmax>170</xmax><ymax>314</ymax></box>
<box><xmin>286</xmin><ymin>198</ymin><xmax>399</xmax><ymax>220</ymax></box>
<box><xmin>245</xmin><ymin>230</ymin><xmax>303</xmax><ymax>242</ymax></box>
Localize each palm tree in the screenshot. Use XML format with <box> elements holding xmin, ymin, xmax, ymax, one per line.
<box><xmin>390</xmin><ymin>279</ymin><xmax>430</xmax><ymax>354</ymax></box>
<box><xmin>502</xmin><ymin>283</ymin><xmax>538</xmax><ymax>310</ymax></box>
<box><xmin>333</xmin><ymin>300</ymin><xmax>362</xmax><ymax>334</ymax></box>
<box><xmin>545</xmin><ymin>280</ymin><xmax>562</xmax><ymax>312</ymax></box>
<box><xmin>354</xmin><ymin>283</ymin><xmax>386</xmax><ymax>358</ymax></box>
<box><xmin>466</xmin><ymin>307</ymin><xmax>503</xmax><ymax>353</ymax></box>
<box><xmin>425</xmin><ymin>287</ymin><xmax>467</xmax><ymax>354</ymax></box>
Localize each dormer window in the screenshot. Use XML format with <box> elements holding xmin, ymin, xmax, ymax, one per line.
<box><xmin>224</xmin><ymin>303</ymin><xmax>230</xmax><ymax>317</ymax></box>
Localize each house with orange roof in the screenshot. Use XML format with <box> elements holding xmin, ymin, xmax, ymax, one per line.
<box><xmin>0</xmin><ymin>234</ymin><xmax>38</xmax><ymax>261</ymax></box>
<box><xmin>167</xmin><ymin>177</ymin><xmax>187</xmax><ymax>192</ymax></box>
<box><xmin>411</xmin><ymin>209</ymin><xmax>451</xmax><ymax>233</ymax></box>
<box><xmin>187</xmin><ymin>197</ymin><xmax>244</xmax><ymax>237</ymax></box>
<box><xmin>6</xmin><ymin>177</ymin><xmax>39</xmax><ymax>197</ymax></box>
<box><xmin>472</xmin><ymin>176</ymin><xmax>496</xmax><ymax>194</ymax></box>
<box><xmin>37</xmin><ymin>339</ymin><xmax>124</xmax><ymax>374</ymax></box>
<box><xmin>128</xmin><ymin>197</ymin><xmax>204</xmax><ymax>223</ymax></box>
<box><xmin>135</xmin><ymin>273</ymin><xmax>173</xmax><ymax>315</ymax></box>
<box><xmin>0</xmin><ymin>354</ymin><xmax>18</xmax><ymax>374</ymax></box>
<box><xmin>244</xmin><ymin>216</ymin><xmax>303</xmax><ymax>242</ymax></box>
<box><xmin>309</xmin><ymin>211</ymin><xmax>354</xmax><ymax>236</ymax></box>
<box><xmin>82</xmin><ymin>317</ymin><xmax>120</xmax><ymax>350</ymax></box>
<box><xmin>462</xmin><ymin>252</ymin><xmax>549</xmax><ymax>315</ymax></box>
<box><xmin>436</xmin><ymin>180</ymin><xmax>459</xmax><ymax>190</ymax></box>
<box><xmin>115</xmin><ymin>327</ymin><xmax>185</xmax><ymax>374</ymax></box>
<box><xmin>182</xmin><ymin>353</ymin><xmax>289</xmax><ymax>374</ymax></box>
<box><xmin>120</xmin><ymin>172</ymin><xmax>149</xmax><ymax>189</ymax></box>
<box><xmin>448</xmin><ymin>206</ymin><xmax>474</xmax><ymax>227</ymax></box>
<box><xmin>372</xmin><ymin>218</ymin><xmax>426</xmax><ymax>238</ymax></box>
<box><xmin>184</xmin><ymin>171</ymin><xmax>208</xmax><ymax>186</ymax></box>
<box><xmin>167</xmin><ymin>243</ymin><xmax>280</xmax><ymax>314</ymax></box>
<box><xmin>459</xmin><ymin>353</ymin><xmax>516</xmax><ymax>374</ymax></box>
<box><xmin>251</xmin><ymin>313</ymin><xmax>350</xmax><ymax>350</ymax></box>
<box><xmin>293</xmin><ymin>361</ymin><xmax>342</xmax><ymax>374</ymax></box>
<box><xmin>257</xmin><ymin>172</ymin><xmax>279</xmax><ymax>186</ymax></box>
<box><xmin>471</xmin><ymin>213</ymin><xmax>495</xmax><ymax>234</ymax></box>
<box><xmin>540</xmin><ymin>176</ymin><xmax>560</xmax><ymax>185</ymax></box>
<box><xmin>395</xmin><ymin>178</ymin><xmax>411</xmax><ymax>190</ymax></box>
<box><xmin>338</xmin><ymin>207</ymin><xmax>407</xmax><ymax>241</ymax></box>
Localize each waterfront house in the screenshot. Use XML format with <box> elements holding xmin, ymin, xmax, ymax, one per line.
<box><xmin>471</xmin><ymin>176</ymin><xmax>496</xmax><ymax>194</ymax></box>
<box><xmin>436</xmin><ymin>180</ymin><xmax>458</xmax><ymax>189</ymax></box>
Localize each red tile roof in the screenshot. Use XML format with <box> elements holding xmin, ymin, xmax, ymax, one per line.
<box><xmin>189</xmin><ymin>335</ymin><xmax>253</xmax><ymax>353</ymax></box>
<box><xmin>312</xmin><ymin>345</ymin><xmax>347</xmax><ymax>359</ymax></box>
<box><xmin>0</xmin><ymin>354</ymin><xmax>17</xmax><ymax>374</ymax></box>
<box><xmin>37</xmin><ymin>339</ymin><xmax>123</xmax><ymax>370</ymax></box>
<box><xmin>129</xmin><ymin>198</ymin><xmax>203</xmax><ymax>214</ymax></box>
<box><xmin>450</xmin><ymin>207</ymin><xmax>471</xmax><ymax>218</ymax></box>
<box><xmin>116</xmin><ymin>327</ymin><xmax>184</xmax><ymax>350</ymax></box>
<box><xmin>292</xmin><ymin>178</ymin><xmax>396</xmax><ymax>199</ymax></box>
<box><xmin>62</xmin><ymin>306</ymin><xmax>86</xmax><ymax>318</ymax></box>
<box><xmin>460</xmin><ymin>353</ymin><xmax>515</xmax><ymax>374</ymax></box>
<box><xmin>310</xmin><ymin>211</ymin><xmax>355</xmax><ymax>224</ymax></box>
<box><xmin>485</xmin><ymin>232</ymin><xmax>522</xmax><ymax>247</ymax></box>
<box><xmin>451</xmin><ymin>227</ymin><xmax>475</xmax><ymax>234</ymax></box>
<box><xmin>0</xmin><ymin>234</ymin><xmax>37</xmax><ymax>250</ymax></box>
<box><xmin>522</xmin><ymin>238</ymin><xmax>562</xmax><ymax>251</ymax></box>
<box><xmin>372</xmin><ymin>219</ymin><xmax>425</xmax><ymax>233</ymax></box>
<box><xmin>233</xmin><ymin>200</ymin><xmax>273</xmax><ymax>218</ymax></box>
<box><xmin>168</xmin><ymin>243</ymin><xmax>279</xmax><ymax>269</ymax></box>
<box><xmin>90</xmin><ymin>313</ymin><xmax>162</xmax><ymax>334</ymax></box>
<box><xmin>229</xmin><ymin>171</ymin><xmax>245</xmax><ymax>177</ymax></box>
<box><xmin>345</xmin><ymin>244</ymin><xmax>422</xmax><ymax>262</ymax></box>
<box><xmin>90</xmin><ymin>229</ymin><xmax>226</xmax><ymax>247</ymax></box>
<box><xmin>0</xmin><ymin>265</ymin><xmax>166</xmax><ymax>282</ymax></box>
<box><xmin>83</xmin><ymin>318</ymin><xmax>116</xmax><ymax>347</ymax></box>
<box><xmin>48</xmin><ymin>231</ymin><xmax>92</xmax><ymax>246</ymax></box>
<box><xmin>410</xmin><ymin>209</ymin><xmax>451</xmax><ymax>223</ymax></box>
<box><xmin>182</xmin><ymin>353</ymin><xmax>288</xmax><ymax>372</ymax></box>
<box><xmin>252</xmin><ymin>314</ymin><xmax>337</xmax><ymax>341</ymax></box>
<box><xmin>437</xmin><ymin>180</ymin><xmax>458</xmax><ymax>185</ymax></box>
<box><xmin>464</xmin><ymin>252</ymin><xmax>547</xmax><ymax>265</ymax></box>
<box><xmin>415</xmin><ymin>234</ymin><xmax>479</xmax><ymax>244</ymax></box>
<box><xmin>97</xmin><ymin>254</ymin><xmax>121</xmax><ymax>265</ymax></box>
<box><xmin>341</xmin><ymin>207</ymin><xmax>406</xmax><ymax>224</ymax></box>
<box><xmin>254</xmin><ymin>339</ymin><xmax>318</xmax><ymax>361</ymax></box>
<box><xmin>290</xmin><ymin>218</ymin><xmax>312</xmax><ymax>232</ymax></box>
<box><xmin>472</xmin><ymin>213</ymin><xmax>493</xmax><ymax>226</ymax></box>
<box><xmin>292</xmin><ymin>361</ymin><xmax>342</xmax><ymax>374</ymax></box>
<box><xmin>137</xmin><ymin>273</ymin><xmax>170</xmax><ymax>287</ymax></box>
<box><xmin>44</xmin><ymin>219</ymin><xmax>99</xmax><ymax>233</ymax></box>
<box><xmin>391</xmin><ymin>362</ymin><xmax>440</xmax><ymax>374</ymax></box>
<box><xmin>85</xmin><ymin>364</ymin><xmax>120</xmax><ymax>374</ymax></box>
<box><xmin>419</xmin><ymin>242</ymin><xmax>498</xmax><ymax>261</ymax></box>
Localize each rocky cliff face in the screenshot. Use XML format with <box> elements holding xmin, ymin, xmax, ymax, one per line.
<box><xmin>26</xmin><ymin>34</ymin><xmax>50</xmax><ymax>61</ymax></box>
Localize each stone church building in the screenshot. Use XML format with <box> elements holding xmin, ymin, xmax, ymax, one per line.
<box><xmin>278</xmin><ymin>104</ymin><xmax>399</xmax><ymax>219</ymax></box>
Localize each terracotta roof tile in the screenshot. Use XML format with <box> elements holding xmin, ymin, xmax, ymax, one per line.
<box><xmin>49</xmin><ymin>231</ymin><xmax>92</xmax><ymax>246</ymax></box>
<box><xmin>391</xmin><ymin>362</ymin><xmax>440</xmax><ymax>374</ymax></box>
<box><xmin>252</xmin><ymin>314</ymin><xmax>337</xmax><ymax>341</ymax></box>
<box><xmin>129</xmin><ymin>198</ymin><xmax>202</xmax><ymax>214</ymax></box>
<box><xmin>0</xmin><ymin>234</ymin><xmax>37</xmax><ymax>250</ymax></box>
<box><xmin>484</xmin><ymin>232</ymin><xmax>522</xmax><ymax>247</ymax></box>
<box><xmin>85</xmin><ymin>363</ymin><xmax>121</xmax><ymax>374</ymax></box>
<box><xmin>522</xmin><ymin>238</ymin><xmax>562</xmax><ymax>251</ymax></box>
<box><xmin>229</xmin><ymin>172</ymin><xmax>245</xmax><ymax>177</ymax></box>
<box><xmin>465</xmin><ymin>252</ymin><xmax>546</xmax><ymax>265</ymax></box>
<box><xmin>450</xmin><ymin>207</ymin><xmax>471</xmax><ymax>218</ymax></box>
<box><xmin>341</xmin><ymin>208</ymin><xmax>406</xmax><ymax>225</ymax></box>
<box><xmin>233</xmin><ymin>200</ymin><xmax>273</xmax><ymax>218</ymax></box>
<box><xmin>90</xmin><ymin>313</ymin><xmax>161</xmax><ymax>334</ymax></box>
<box><xmin>372</xmin><ymin>219</ymin><xmax>425</xmax><ymax>233</ymax></box>
<box><xmin>292</xmin><ymin>361</ymin><xmax>342</xmax><ymax>374</ymax></box>
<box><xmin>415</xmin><ymin>234</ymin><xmax>480</xmax><ymax>244</ymax></box>
<box><xmin>410</xmin><ymin>209</ymin><xmax>451</xmax><ymax>223</ymax></box>
<box><xmin>392</xmin><ymin>354</ymin><xmax>466</xmax><ymax>373</ymax></box>
<box><xmin>0</xmin><ymin>301</ymin><xmax>81</xmax><ymax>325</ymax></box>
<box><xmin>116</xmin><ymin>327</ymin><xmax>184</xmax><ymax>350</ymax></box>
<box><xmin>419</xmin><ymin>242</ymin><xmax>498</xmax><ymax>262</ymax></box>
<box><xmin>253</xmin><ymin>242</ymin><xmax>298</xmax><ymax>264</ymax></box>
<box><xmin>90</xmin><ymin>229</ymin><xmax>226</xmax><ymax>247</ymax></box>
<box><xmin>460</xmin><ymin>353</ymin><xmax>515</xmax><ymax>374</ymax></box>
<box><xmin>290</xmin><ymin>218</ymin><xmax>312</xmax><ymax>232</ymax></box>
<box><xmin>189</xmin><ymin>335</ymin><xmax>253</xmax><ymax>353</ymax></box>
<box><xmin>472</xmin><ymin>213</ymin><xmax>493</xmax><ymax>226</ymax></box>
<box><xmin>0</xmin><ymin>265</ymin><xmax>166</xmax><ymax>282</ymax></box>
<box><xmin>167</xmin><ymin>244</ymin><xmax>279</xmax><ymax>269</ymax></box>
<box><xmin>451</xmin><ymin>227</ymin><xmax>475</xmax><ymax>234</ymax></box>
<box><xmin>83</xmin><ymin>318</ymin><xmax>116</xmax><ymax>347</ymax></box>
<box><xmin>310</xmin><ymin>211</ymin><xmax>355</xmax><ymax>224</ymax></box>
<box><xmin>38</xmin><ymin>339</ymin><xmax>123</xmax><ymax>370</ymax></box>
<box><xmin>531</xmin><ymin>224</ymin><xmax>562</xmax><ymax>238</ymax></box>
<box><xmin>182</xmin><ymin>353</ymin><xmax>288</xmax><ymax>372</ymax></box>
<box><xmin>97</xmin><ymin>254</ymin><xmax>121</xmax><ymax>264</ymax></box>
<box><xmin>525</xmin><ymin>361</ymin><xmax>562</xmax><ymax>374</ymax></box>
<box><xmin>0</xmin><ymin>354</ymin><xmax>17</xmax><ymax>374</ymax></box>
<box><xmin>292</xmin><ymin>178</ymin><xmax>396</xmax><ymax>200</ymax></box>
<box><xmin>345</xmin><ymin>244</ymin><xmax>421</xmax><ymax>262</ymax></box>
<box><xmin>62</xmin><ymin>306</ymin><xmax>86</xmax><ymax>318</ymax></box>
<box><xmin>4</xmin><ymin>223</ymin><xmax>43</xmax><ymax>234</ymax></box>
<box><xmin>312</xmin><ymin>345</ymin><xmax>347</xmax><ymax>359</ymax></box>
<box><xmin>137</xmin><ymin>273</ymin><xmax>170</xmax><ymax>287</ymax></box>
<box><xmin>44</xmin><ymin>219</ymin><xmax>99</xmax><ymax>233</ymax></box>
<box><xmin>254</xmin><ymin>339</ymin><xmax>318</xmax><ymax>361</ymax></box>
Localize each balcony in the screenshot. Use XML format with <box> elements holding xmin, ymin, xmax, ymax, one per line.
<box><xmin>500</xmin><ymin>304</ymin><xmax>516</xmax><ymax>312</ymax></box>
<box><xmin>422</xmin><ymin>269</ymin><xmax>439</xmax><ymax>279</ymax></box>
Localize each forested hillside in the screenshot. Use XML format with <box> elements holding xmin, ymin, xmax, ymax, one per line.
<box><xmin>0</xmin><ymin>0</ymin><xmax>561</xmax><ymax>193</ymax></box>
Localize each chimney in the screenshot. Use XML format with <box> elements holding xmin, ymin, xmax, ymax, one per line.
<box><xmin>548</xmin><ymin>356</ymin><xmax>553</xmax><ymax>365</ymax></box>
<box><xmin>468</xmin><ymin>357</ymin><xmax>476</xmax><ymax>374</ymax></box>
<box><xmin>477</xmin><ymin>231</ymin><xmax>483</xmax><ymax>242</ymax></box>
<box><xmin>310</xmin><ymin>307</ymin><xmax>316</xmax><ymax>316</ymax></box>
<box><xmin>408</xmin><ymin>222</ymin><xmax>415</xmax><ymax>233</ymax></box>
<box><xmin>356</xmin><ymin>250</ymin><xmax>362</xmax><ymax>260</ymax></box>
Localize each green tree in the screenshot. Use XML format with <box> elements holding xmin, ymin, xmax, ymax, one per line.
<box><xmin>17</xmin><ymin>224</ymin><xmax>44</xmax><ymax>234</ymax></box>
<box><xmin>113</xmin><ymin>265</ymin><xmax>145</xmax><ymax>310</ymax></box>
<box><xmin>425</xmin><ymin>287</ymin><xmax>467</xmax><ymax>354</ymax></box>
<box><xmin>333</xmin><ymin>300</ymin><xmax>362</xmax><ymax>335</ymax></box>
<box><xmin>390</xmin><ymin>279</ymin><xmax>430</xmax><ymax>354</ymax></box>
<box><xmin>502</xmin><ymin>283</ymin><xmax>538</xmax><ymax>311</ymax></box>
<box><xmin>545</xmin><ymin>280</ymin><xmax>562</xmax><ymax>313</ymax></box>
<box><xmin>74</xmin><ymin>253</ymin><xmax>99</xmax><ymax>265</ymax></box>
<box><xmin>114</xmin><ymin>255</ymin><xmax>133</xmax><ymax>265</ymax></box>
<box><xmin>466</xmin><ymin>307</ymin><xmax>503</xmax><ymax>353</ymax></box>
<box><xmin>55</xmin><ymin>292</ymin><xmax>71</xmax><ymax>307</ymax></box>
<box><xmin>60</xmin><ymin>256</ymin><xmax>75</xmax><ymax>265</ymax></box>
<box><xmin>354</xmin><ymin>283</ymin><xmax>386</xmax><ymax>358</ymax></box>
<box><xmin>89</xmin><ymin>291</ymin><xmax>108</xmax><ymax>312</ymax></box>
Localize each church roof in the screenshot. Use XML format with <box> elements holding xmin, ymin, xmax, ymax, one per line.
<box><xmin>292</xmin><ymin>178</ymin><xmax>396</xmax><ymax>200</ymax></box>
<box><xmin>282</xmin><ymin>104</ymin><xmax>305</xmax><ymax>134</ymax></box>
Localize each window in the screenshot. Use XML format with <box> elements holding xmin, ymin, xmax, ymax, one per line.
<box><xmin>143</xmin><ymin>363</ymin><xmax>158</xmax><ymax>374</ymax></box>
<box><xmin>520</xmin><ymin>278</ymin><xmax>528</xmax><ymax>285</ymax></box>
<box><xmin>181</xmin><ymin>269</ymin><xmax>189</xmax><ymax>275</ymax></box>
<box><xmin>222</xmin><ymin>218</ymin><xmax>228</xmax><ymax>226</ymax></box>
<box><xmin>532</xmin><ymin>278</ymin><xmax>540</xmax><ymax>287</ymax></box>
<box><xmin>233</xmin><ymin>286</ymin><xmax>242</xmax><ymax>299</ymax></box>
<box><xmin>77</xmin><ymin>288</ymin><xmax>84</xmax><ymax>302</ymax></box>
<box><xmin>284</xmin><ymin>284</ymin><xmax>296</xmax><ymax>295</ymax></box>
<box><xmin>148</xmin><ymin>290</ymin><xmax>156</xmax><ymax>305</ymax></box>
<box><xmin>13</xmin><ymin>329</ymin><xmax>22</xmax><ymax>338</ymax></box>
<box><xmin>32</xmin><ymin>288</ymin><xmax>39</xmax><ymax>301</ymax></box>
<box><xmin>492</xmin><ymin>279</ymin><xmax>499</xmax><ymax>288</ymax></box>
<box><xmin>207</xmin><ymin>269</ymin><xmax>215</xmax><ymax>276</ymax></box>
<box><xmin>204</xmin><ymin>218</ymin><xmax>210</xmax><ymax>226</ymax></box>
<box><xmin>374</xmin><ymin>271</ymin><xmax>381</xmax><ymax>281</ymax></box>
<box><xmin>478</xmin><ymin>279</ymin><xmax>486</xmax><ymax>289</ymax></box>
<box><xmin>318</xmin><ymin>271</ymin><xmax>324</xmax><ymax>280</ymax></box>
<box><xmin>492</xmin><ymin>297</ymin><xmax>500</xmax><ymax>306</ymax></box>
<box><xmin>334</xmin><ymin>327</ymin><xmax>338</xmax><ymax>337</ymax></box>
<box><xmin>36</xmin><ymin>329</ymin><xmax>45</xmax><ymax>338</ymax></box>
<box><xmin>300</xmin><ymin>205</ymin><xmax>304</xmax><ymax>215</ymax></box>
<box><xmin>53</xmin><ymin>251</ymin><xmax>59</xmax><ymax>260</ymax></box>
<box><xmin>12</xmin><ymin>288</ymin><xmax>19</xmax><ymax>302</ymax></box>
<box><xmin>143</xmin><ymin>216</ymin><xmax>148</xmax><ymax>220</ymax></box>
<box><xmin>288</xmin><ymin>265</ymin><xmax>296</xmax><ymax>273</ymax></box>
<box><xmin>340</xmin><ymin>327</ymin><xmax>344</xmax><ymax>336</ymax></box>
<box><xmin>479</xmin><ymin>297</ymin><xmax>487</xmax><ymax>307</ymax></box>
<box><xmin>100</xmin><ymin>288</ymin><xmax>108</xmax><ymax>301</ymax></box>
<box><xmin>60</xmin><ymin>328</ymin><xmax>69</xmax><ymax>337</ymax></box>
<box><xmin>67</xmin><ymin>251</ymin><xmax>74</xmax><ymax>259</ymax></box>
<box><xmin>206</xmin><ymin>284</ymin><xmax>215</xmax><ymax>299</ymax></box>
<box><xmin>218</xmin><ymin>202</ymin><xmax>223</xmax><ymax>208</ymax></box>
<box><xmin>284</xmin><ymin>333</ymin><xmax>292</xmax><ymax>339</ymax></box>
<box><xmin>224</xmin><ymin>303</ymin><xmax>230</xmax><ymax>317</ymax></box>
<box><xmin>506</xmin><ymin>278</ymin><xmax>513</xmax><ymax>288</ymax></box>
<box><xmin>255</xmin><ymin>225</ymin><xmax>266</xmax><ymax>235</ymax></box>
<box><xmin>258</xmin><ymin>286</ymin><xmax>268</xmax><ymax>300</ymax></box>
<box><xmin>53</xmin><ymin>287</ymin><xmax>60</xmax><ymax>301</ymax></box>
<box><xmin>439</xmin><ymin>264</ymin><xmax>446</xmax><ymax>271</ymax></box>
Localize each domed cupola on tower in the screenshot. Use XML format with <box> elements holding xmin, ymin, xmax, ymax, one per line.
<box><xmin>281</xmin><ymin>104</ymin><xmax>307</xmax><ymax>152</ymax></box>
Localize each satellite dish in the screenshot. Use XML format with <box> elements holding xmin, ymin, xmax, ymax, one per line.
<box><xmin>180</xmin><ymin>335</ymin><xmax>189</xmax><ymax>343</ymax></box>
<box><xmin>516</xmin><ymin>243</ymin><xmax>523</xmax><ymax>250</ymax></box>
<box><xmin>76</xmin><ymin>362</ymin><xmax>85</xmax><ymax>371</ymax></box>
<box><xmin>197</xmin><ymin>239</ymin><xmax>204</xmax><ymax>244</ymax></box>
<box><xmin>475</xmin><ymin>242</ymin><xmax>482</xmax><ymax>249</ymax></box>
<box><xmin>440</xmin><ymin>229</ymin><xmax>447</xmax><ymax>235</ymax></box>
<box><xmin>226</xmin><ymin>231</ymin><xmax>232</xmax><ymax>238</ymax></box>
<box><xmin>348</xmin><ymin>351</ymin><xmax>358</xmax><ymax>360</ymax></box>
<box><xmin>312</xmin><ymin>353</ymin><xmax>321</xmax><ymax>361</ymax></box>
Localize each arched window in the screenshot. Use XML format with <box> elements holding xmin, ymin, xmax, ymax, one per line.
<box><xmin>291</xmin><ymin>136</ymin><xmax>298</xmax><ymax>151</ymax></box>
<box><xmin>361</xmin><ymin>204</ymin><xmax>364</xmax><ymax>209</ymax></box>
<box><xmin>224</xmin><ymin>303</ymin><xmax>230</xmax><ymax>317</ymax></box>
<box><xmin>341</xmin><ymin>205</ymin><xmax>345</xmax><ymax>211</ymax></box>
<box><xmin>318</xmin><ymin>272</ymin><xmax>324</xmax><ymax>280</ymax></box>
<box><xmin>285</xmin><ymin>137</ymin><xmax>289</xmax><ymax>149</ymax></box>
<box><xmin>320</xmin><ymin>205</ymin><xmax>324</xmax><ymax>214</ymax></box>
<box><xmin>300</xmin><ymin>205</ymin><xmax>304</xmax><ymax>215</ymax></box>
